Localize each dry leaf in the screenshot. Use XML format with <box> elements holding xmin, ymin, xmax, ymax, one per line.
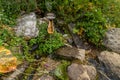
<box><xmin>47</xmin><ymin>20</ymin><xmax>54</xmax><ymax>34</ymax></box>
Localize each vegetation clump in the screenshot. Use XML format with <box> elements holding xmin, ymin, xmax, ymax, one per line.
<box><xmin>29</xmin><ymin>23</ymin><xmax>64</xmax><ymax>55</ymax></box>
<box><xmin>0</xmin><ymin>0</ymin><xmax>120</xmax><ymax>60</ymax></box>
<box><xmin>1</xmin><ymin>0</ymin><xmax>120</xmax><ymax>46</ymax></box>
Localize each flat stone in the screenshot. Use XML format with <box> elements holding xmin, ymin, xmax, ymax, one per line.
<box><xmin>56</xmin><ymin>46</ymin><xmax>85</xmax><ymax>61</ymax></box>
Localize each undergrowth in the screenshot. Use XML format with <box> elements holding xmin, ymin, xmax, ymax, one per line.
<box><xmin>29</xmin><ymin>23</ymin><xmax>64</xmax><ymax>56</ymax></box>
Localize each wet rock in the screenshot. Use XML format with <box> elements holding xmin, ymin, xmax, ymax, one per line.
<box><xmin>68</xmin><ymin>23</ymin><xmax>90</xmax><ymax>49</ymax></box>
<box><xmin>68</xmin><ymin>23</ymin><xmax>83</xmax><ymax>48</ymax></box>
<box><xmin>98</xmin><ymin>70</ymin><xmax>111</xmax><ymax>80</ymax></box>
<box><xmin>98</xmin><ymin>51</ymin><xmax>120</xmax><ymax>79</ymax></box>
<box><xmin>67</xmin><ymin>63</ymin><xmax>97</xmax><ymax>80</ymax></box>
<box><xmin>15</xmin><ymin>12</ymin><xmax>39</xmax><ymax>40</ymax></box>
<box><xmin>104</xmin><ymin>28</ymin><xmax>120</xmax><ymax>53</ymax></box>
<box><xmin>56</xmin><ymin>46</ymin><xmax>85</xmax><ymax>61</ymax></box>
<box><xmin>37</xmin><ymin>74</ymin><xmax>54</xmax><ymax>80</ymax></box>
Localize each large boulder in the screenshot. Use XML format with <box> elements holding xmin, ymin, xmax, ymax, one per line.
<box><xmin>104</xmin><ymin>28</ymin><xmax>120</xmax><ymax>53</ymax></box>
<box><xmin>15</xmin><ymin>12</ymin><xmax>39</xmax><ymax>40</ymax></box>
<box><xmin>56</xmin><ymin>46</ymin><xmax>85</xmax><ymax>61</ymax></box>
<box><xmin>98</xmin><ymin>51</ymin><xmax>120</xmax><ymax>79</ymax></box>
<box><xmin>67</xmin><ymin>63</ymin><xmax>97</xmax><ymax>80</ymax></box>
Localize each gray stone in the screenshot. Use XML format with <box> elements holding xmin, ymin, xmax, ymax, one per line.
<box><xmin>98</xmin><ymin>51</ymin><xmax>120</xmax><ymax>79</ymax></box>
<box><xmin>104</xmin><ymin>28</ymin><xmax>120</xmax><ymax>53</ymax></box>
<box><xmin>67</xmin><ymin>63</ymin><xmax>97</xmax><ymax>80</ymax></box>
<box><xmin>15</xmin><ymin>12</ymin><xmax>39</xmax><ymax>39</ymax></box>
<box><xmin>56</xmin><ymin>46</ymin><xmax>85</xmax><ymax>61</ymax></box>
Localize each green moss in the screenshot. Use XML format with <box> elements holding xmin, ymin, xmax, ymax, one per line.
<box><xmin>53</xmin><ymin>60</ymin><xmax>70</xmax><ymax>80</ymax></box>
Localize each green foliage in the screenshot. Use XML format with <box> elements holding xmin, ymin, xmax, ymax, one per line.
<box><xmin>0</xmin><ymin>26</ymin><xmax>12</xmax><ymax>46</ymax></box>
<box><xmin>74</xmin><ymin>4</ymin><xmax>107</xmax><ymax>45</ymax></box>
<box><xmin>93</xmin><ymin>0</ymin><xmax>120</xmax><ymax>27</ymax></box>
<box><xmin>1</xmin><ymin>0</ymin><xmax>120</xmax><ymax>46</ymax></box>
<box><xmin>0</xmin><ymin>24</ymin><xmax>29</xmax><ymax>61</ymax></box>
<box><xmin>0</xmin><ymin>25</ymin><xmax>25</xmax><ymax>48</ymax></box>
<box><xmin>30</xmin><ymin>23</ymin><xmax>64</xmax><ymax>55</ymax></box>
<box><xmin>0</xmin><ymin>39</ymin><xmax>3</xmax><ymax>46</ymax></box>
<box><xmin>0</xmin><ymin>22</ymin><xmax>64</xmax><ymax>62</ymax></box>
<box><xmin>0</xmin><ymin>0</ymin><xmax>37</xmax><ymax>26</ymax></box>
<box><xmin>36</xmin><ymin>0</ymin><xmax>120</xmax><ymax>46</ymax></box>
<box><xmin>0</xmin><ymin>29</ymin><xmax>12</xmax><ymax>44</ymax></box>
<box><xmin>54</xmin><ymin>60</ymin><xmax>70</xmax><ymax>80</ymax></box>
<box><xmin>50</xmin><ymin>0</ymin><xmax>107</xmax><ymax>45</ymax></box>
<box><xmin>38</xmin><ymin>0</ymin><xmax>120</xmax><ymax>46</ymax></box>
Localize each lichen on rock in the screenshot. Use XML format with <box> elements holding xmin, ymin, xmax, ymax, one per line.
<box><xmin>15</xmin><ymin>12</ymin><xmax>39</xmax><ymax>40</ymax></box>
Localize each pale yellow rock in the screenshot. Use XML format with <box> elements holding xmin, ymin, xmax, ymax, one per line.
<box><xmin>0</xmin><ymin>46</ymin><xmax>17</xmax><ymax>73</ymax></box>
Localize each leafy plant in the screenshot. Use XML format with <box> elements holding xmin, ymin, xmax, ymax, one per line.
<box><xmin>74</xmin><ymin>4</ymin><xmax>107</xmax><ymax>46</ymax></box>
<box><xmin>0</xmin><ymin>39</ymin><xmax>3</xmax><ymax>46</ymax></box>
<box><xmin>30</xmin><ymin>23</ymin><xmax>64</xmax><ymax>55</ymax></box>
<box><xmin>0</xmin><ymin>24</ymin><xmax>29</xmax><ymax>61</ymax></box>
<box><xmin>1</xmin><ymin>0</ymin><xmax>120</xmax><ymax>46</ymax></box>
<box><xmin>92</xmin><ymin>0</ymin><xmax>120</xmax><ymax>27</ymax></box>
<box><xmin>47</xmin><ymin>0</ymin><xmax>107</xmax><ymax>46</ymax></box>
<box><xmin>53</xmin><ymin>60</ymin><xmax>70</xmax><ymax>80</ymax></box>
<box><xmin>0</xmin><ymin>0</ymin><xmax>38</xmax><ymax>26</ymax></box>
<box><xmin>38</xmin><ymin>0</ymin><xmax>120</xmax><ymax>46</ymax></box>
<box><xmin>0</xmin><ymin>25</ymin><xmax>13</xmax><ymax>45</ymax></box>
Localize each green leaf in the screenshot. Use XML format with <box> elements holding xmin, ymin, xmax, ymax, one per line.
<box><xmin>54</xmin><ymin>61</ymin><xmax>70</xmax><ymax>80</ymax></box>
<box><xmin>0</xmin><ymin>39</ymin><xmax>3</xmax><ymax>46</ymax></box>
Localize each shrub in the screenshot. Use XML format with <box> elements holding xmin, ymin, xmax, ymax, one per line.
<box><xmin>93</xmin><ymin>0</ymin><xmax>120</xmax><ymax>27</ymax></box>
<box><xmin>39</xmin><ymin>0</ymin><xmax>120</xmax><ymax>46</ymax></box>
<box><xmin>51</xmin><ymin>0</ymin><xmax>107</xmax><ymax>46</ymax></box>
<box><xmin>74</xmin><ymin>3</ymin><xmax>107</xmax><ymax>45</ymax></box>
<box><xmin>0</xmin><ymin>0</ymin><xmax>38</xmax><ymax>26</ymax></box>
<box><xmin>29</xmin><ymin>23</ymin><xmax>64</xmax><ymax>55</ymax></box>
<box><xmin>1</xmin><ymin>0</ymin><xmax>120</xmax><ymax>46</ymax></box>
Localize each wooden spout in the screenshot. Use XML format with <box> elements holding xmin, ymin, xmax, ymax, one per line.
<box><xmin>47</xmin><ymin>20</ymin><xmax>54</xmax><ymax>34</ymax></box>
